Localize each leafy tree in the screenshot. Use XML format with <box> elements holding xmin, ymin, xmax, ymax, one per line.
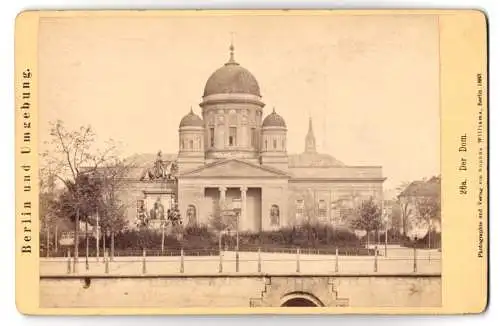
<box><xmin>396</xmin><ymin>181</ymin><xmax>412</xmax><ymax>236</ymax></box>
<box><xmin>350</xmin><ymin>198</ymin><xmax>383</xmax><ymax>246</ymax></box>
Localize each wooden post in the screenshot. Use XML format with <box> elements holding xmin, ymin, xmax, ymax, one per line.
<box><xmin>46</xmin><ymin>226</ymin><xmax>50</xmax><ymax>258</ymax></box>
<box><xmin>413</xmin><ymin>243</ymin><xmax>417</xmax><ymax>273</ymax></box>
<box><xmin>66</xmin><ymin>248</ymin><xmax>71</xmax><ymax>274</ymax></box>
<box><xmin>218</xmin><ymin>232</ymin><xmax>222</xmax><ymax>256</ymax></box>
<box><xmin>219</xmin><ymin>248</ymin><xmax>223</xmax><ymax>273</ymax></box>
<box><xmin>161</xmin><ymin>223</ymin><xmax>165</xmax><ymax>254</ymax></box>
<box><xmin>85</xmin><ymin>221</ymin><xmax>89</xmax><ymax>271</ymax></box>
<box><xmin>384</xmin><ymin>227</ymin><xmax>388</xmax><ymax>257</ymax></box>
<box><xmin>74</xmin><ymin>207</ymin><xmax>80</xmax><ymax>265</ymax></box>
<box><xmin>257</xmin><ymin>248</ymin><xmax>262</xmax><ymax>273</ymax></box>
<box><xmin>335</xmin><ymin>247</ymin><xmax>339</xmax><ymax>273</ymax></box>
<box><xmin>72</xmin><ymin>255</ymin><xmax>78</xmax><ymax>274</ymax></box>
<box><xmin>180</xmin><ymin>248</ymin><xmax>184</xmax><ymax>273</ymax></box>
<box><xmin>296</xmin><ymin>248</ymin><xmax>300</xmax><ymax>273</ymax></box>
<box><xmin>96</xmin><ymin>210</ymin><xmax>100</xmax><ymax>261</ymax></box>
<box><xmin>104</xmin><ymin>250</ymin><xmax>109</xmax><ymax>274</ymax></box>
<box><xmin>374</xmin><ymin>245</ymin><xmax>378</xmax><ymax>272</ymax></box>
<box><xmin>235</xmin><ymin>250</ymin><xmax>239</xmax><ymax>272</ymax></box>
<box><xmin>55</xmin><ymin>225</ymin><xmax>58</xmax><ymax>254</ymax></box>
<box><xmin>102</xmin><ymin>230</ymin><xmax>106</xmax><ymax>263</ymax></box>
<box><xmin>142</xmin><ymin>248</ymin><xmax>146</xmax><ymax>274</ymax></box>
<box><xmin>111</xmin><ymin>231</ymin><xmax>115</xmax><ymax>262</ymax></box>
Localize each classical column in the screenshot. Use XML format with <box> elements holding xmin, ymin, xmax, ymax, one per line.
<box><xmin>240</xmin><ymin>186</ymin><xmax>247</xmax><ymax>231</ymax></box>
<box><xmin>219</xmin><ymin>186</ymin><xmax>227</xmax><ymax>208</ymax></box>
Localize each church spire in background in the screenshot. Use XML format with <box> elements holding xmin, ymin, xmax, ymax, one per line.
<box><xmin>305</xmin><ymin>116</ymin><xmax>317</xmax><ymax>153</ymax></box>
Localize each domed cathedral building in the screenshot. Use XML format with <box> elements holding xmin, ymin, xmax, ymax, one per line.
<box><xmin>125</xmin><ymin>44</ymin><xmax>385</xmax><ymax>232</ymax></box>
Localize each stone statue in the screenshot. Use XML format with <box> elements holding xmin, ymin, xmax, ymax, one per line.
<box><xmin>140</xmin><ymin>151</ymin><xmax>179</xmax><ymax>181</ymax></box>
<box><xmin>187</xmin><ymin>205</ymin><xmax>197</xmax><ymax>226</ymax></box>
<box><xmin>270</xmin><ymin>205</ymin><xmax>280</xmax><ymax>226</ymax></box>
<box><xmin>150</xmin><ymin>198</ymin><xmax>165</xmax><ymax>220</ymax></box>
<box><xmin>153</xmin><ymin>151</ymin><xmax>166</xmax><ymax>179</ymax></box>
<box><xmin>136</xmin><ymin>200</ymin><xmax>149</xmax><ymax>227</ymax></box>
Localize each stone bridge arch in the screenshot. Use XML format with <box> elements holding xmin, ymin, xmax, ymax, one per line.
<box><xmin>249</xmin><ymin>276</ymin><xmax>349</xmax><ymax>307</ymax></box>
<box><xmin>280</xmin><ymin>292</ymin><xmax>324</xmax><ymax>307</ymax></box>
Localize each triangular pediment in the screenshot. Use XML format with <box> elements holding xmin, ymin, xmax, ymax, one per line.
<box><xmin>180</xmin><ymin>159</ymin><xmax>289</xmax><ymax>178</ymax></box>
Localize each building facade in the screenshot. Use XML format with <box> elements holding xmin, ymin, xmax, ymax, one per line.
<box><xmin>120</xmin><ymin>45</ymin><xmax>386</xmax><ymax>232</ymax></box>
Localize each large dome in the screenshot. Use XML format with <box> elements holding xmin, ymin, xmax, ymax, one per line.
<box><xmin>203</xmin><ymin>45</ymin><xmax>261</xmax><ymax>97</ymax></box>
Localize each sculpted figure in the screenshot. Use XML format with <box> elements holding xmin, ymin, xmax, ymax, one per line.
<box><xmin>270</xmin><ymin>204</ymin><xmax>280</xmax><ymax>226</ymax></box>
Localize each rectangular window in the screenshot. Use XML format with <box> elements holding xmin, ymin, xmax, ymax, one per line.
<box><xmin>296</xmin><ymin>199</ymin><xmax>304</xmax><ymax>219</ymax></box>
<box><xmin>330</xmin><ymin>202</ymin><xmax>338</xmax><ymax>224</ymax></box>
<box><xmin>273</xmin><ymin>139</ymin><xmax>277</xmax><ymax>149</ymax></box>
<box><xmin>209</xmin><ymin>128</ymin><xmax>215</xmax><ymax>147</ymax></box>
<box><xmin>229</xmin><ymin>127</ymin><xmax>237</xmax><ymax>146</ymax></box>
<box><xmin>251</xmin><ymin>128</ymin><xmax>256</xmax><ymax>147</ymax></box>
<box><xmin>318</xmin><ymin>200</ymin><xmax>327</xmax><ymax>218</ymax></box>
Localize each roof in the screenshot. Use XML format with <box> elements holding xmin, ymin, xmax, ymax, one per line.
<box><xmin>203</xmin><ymin>46</ymin><xmax>260</xmax><ymax>97</ymax></box>
<box><xmin>179</xmin><ymin>109</ymin><xmax>204</xmax><ymax>128</ymax></box>
<box><xmin>288</xmin><ymin>152</ymin><xmax>345</xmax><ymax>167</ymax></box>
<box><xmin>398</xmin><ymin>176</ymin><xmax>441</xmax><ymax>197</ymax></box>
<box><xmin>262</xmin><ymin>108</ymin><xmax>286</xmax><ymax>128</ymax></box>
<box><xmin>125</xmin><ymin>153</ymin><xmax>177</xmax><ymax>167</ymax></box>
<box><xmin>289</xmin><ymin>166</ymin><xmax>383</xmax><ymax>180</ymax></box>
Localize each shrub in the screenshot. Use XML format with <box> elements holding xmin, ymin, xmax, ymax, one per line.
<box><xmin>401</xmin><ymin>230</ymin><xmax>441</xmax><ymax>249</ymax></box>
<box><xmin>40</xmin><ymin>223</ymin><xmax>392</xmax><ymax>257</ymax></box>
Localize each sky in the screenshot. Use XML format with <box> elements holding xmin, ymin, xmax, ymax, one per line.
<box><xmin>38</xmin><ymin>13</ymin><xmax>440</xmax><ymax>190</ymax></box>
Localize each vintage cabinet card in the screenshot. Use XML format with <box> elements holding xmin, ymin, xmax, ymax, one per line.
<box><xmin>15</xmin><ymin>9</ymin><xmax>488</xmax><ymax>315</ymax></box>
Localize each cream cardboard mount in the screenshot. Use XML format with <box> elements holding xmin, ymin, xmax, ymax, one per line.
<box><xmin>14</xmin><ymin>9</ymin><xmax>488</xmax><ymax>315</ymax></box>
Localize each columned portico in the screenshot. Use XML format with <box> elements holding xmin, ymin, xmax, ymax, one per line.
<box><xmin>218</xmin><ymin>186</ymin><xmax>227</xmax><ymax>206</ymax></box>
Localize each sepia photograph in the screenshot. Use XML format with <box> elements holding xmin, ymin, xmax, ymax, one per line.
<box><xmin>35</xmin><ymin>13</ymin><xmax>443</xmax><ymax>309</ymax></box>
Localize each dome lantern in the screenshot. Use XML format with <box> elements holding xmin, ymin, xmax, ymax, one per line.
<box><xmin>202</xmin><ymin>43</ymin><xmax>261</xmax><ymax>97</ymax></box>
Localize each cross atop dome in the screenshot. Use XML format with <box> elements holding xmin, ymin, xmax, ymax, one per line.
<box><xmin>203</xmin><ymin>40</ymin><xmax>261</xmax><ymax>97</ymax></box>
<box><xmin>227</xmin><ymin>33</ymin><xmax>237</xmax><ymax>65</ymax></box>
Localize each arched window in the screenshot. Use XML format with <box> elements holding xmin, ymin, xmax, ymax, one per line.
<box><xmin>189</xmin><ymin>139</ymin><xmax>194</xmax><ymax>149</ymax></box>
<box><xmin>270</xmin><ymin>204</ymin><xmax>280</xmax><ymax>226</ymax></box>
<box><xmin>265</xmin><ymin>139</ymin><xmax>268</xmax><ymax>150</ymax></box>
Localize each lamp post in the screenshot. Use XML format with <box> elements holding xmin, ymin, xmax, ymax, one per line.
<box><xmin>96</xmin><ymin>209</ymin><xmax>100</xmax><ymax>261</ymax></box>
<box><xmin>161</xmin><ymin>220</ymin><xmax>166</xmax><ymax>255</ymax></box>
<box><xmin>85</xmin><ymin>219</ymin><xmax>89</xmax><ymax>270</ymax></box>
<box><xmin>407</xmin><ymin>223</ymin><xmax>429</xmax><ymax>273</ymax></box>
<box><xmin>383</xmin><ymin>210</ymin><xmax>389</xmax><ymax>257</ymax></box>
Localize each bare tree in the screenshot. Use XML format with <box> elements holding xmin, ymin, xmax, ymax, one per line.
<box><xmin>41</xmin><ymin>120</ymin><xmax>123</xmax><ymax>260</ymax></box>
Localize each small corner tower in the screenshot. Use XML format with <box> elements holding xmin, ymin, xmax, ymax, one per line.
<box><xmin>177</xmin><ymin>107</ymin><xmax>205</xmax><ymax>174</ymax></box>
<box><xmin>260</xmin><ymin>107</ymin><xmax>288</xmax><ymax>171</ymax></box>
